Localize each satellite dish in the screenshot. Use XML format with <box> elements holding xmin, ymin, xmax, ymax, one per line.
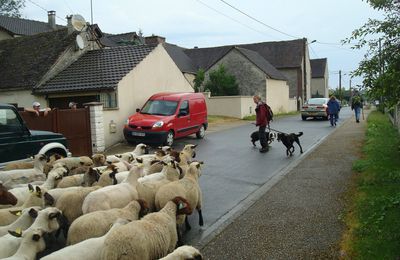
<box><xmin>71</xmin><ymin>14</ymin><xmax>86</xmax><ymax>31</ymax></box>
<box><xmin>76</xmin><ymin>35</ymin><xmax>85</xmax><ymax>49</ymax></box>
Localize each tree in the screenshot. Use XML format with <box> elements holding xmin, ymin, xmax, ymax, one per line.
<box><xmin>193</xmin><ymin>68</ymin><xmax>205</xmax><ymax>93</ymax></box>
<box><xmin>204</xmin><ymin>64</ymin><xmax>239</xmax><ymax>96</ymax></box>
<box><xmin>344</xmin><ymin>0</ymin><xmax>400</xmax><ymax>108</ymax></box>
<box><xmin>0</xmin><ymin>0</ymin><xmax>25</xmax><ymax>17</ymax></box>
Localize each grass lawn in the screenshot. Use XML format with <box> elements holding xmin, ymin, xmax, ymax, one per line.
<box><xmin>341</xmin><ymin>111</ymin><xmax>400</xmax><ymax>259</ymax></box>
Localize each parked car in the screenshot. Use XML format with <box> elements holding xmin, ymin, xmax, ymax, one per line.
<box><xmin>0</xmin><ymin>103</ymin><xmax>70</xmax><ymax>168</ymax></box>
<box><xmin>301</xmin><ymin>98</ymin><xmax>330</xmax><ymax>120</ymax></box>
<box><xmin>123</xmin><ymin>92</ymin><xmax>208</xmax><ymax>146</ymax></box>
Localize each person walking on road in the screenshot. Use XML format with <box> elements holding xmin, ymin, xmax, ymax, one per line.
<box><xmin>327</xmin><ymin>95</ymin><xmax>340</xmax><ymax>127</ymax></box>
<box><xmin>253</xmin><ymin>95</ymin><xmax>270</xmax><ymax>153</ymax></box>
<box><xmin>350</xmin><ymin>89</ymin><xmax>364</xmax><ymax>123</ymax></box>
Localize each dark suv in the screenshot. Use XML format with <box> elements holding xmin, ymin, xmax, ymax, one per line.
<box><xmin>0</xmin><ymin>103</ymin><xmax>70</xmax><ymax>167</ymax></box>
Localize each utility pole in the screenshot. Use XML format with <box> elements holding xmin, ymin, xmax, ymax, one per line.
<box><xmin>90</xmin><ymin>0</ymin><xmax>93</xmax><ymax>25</ymax></box>
<box><xmin>339</xmin><ymin>70</ymin><xmax>342</xmax><ymax>101</ymax></box>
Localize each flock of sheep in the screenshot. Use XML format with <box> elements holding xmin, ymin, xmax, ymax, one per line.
<box><xmin>0</xmin><ymin>143</ymin><xmax>204</xmax><ymax>260</ymax></box>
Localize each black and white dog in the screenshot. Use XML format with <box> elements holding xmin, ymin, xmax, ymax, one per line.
<box><xmin>277</xmin><ymin>132</ymin><xmax>304</xmax><ymax>156</ymax></box>
<box><xmin>250</xmin><ymin>130</ymin><xmax>276</xmax><ymax>147</ymax></box>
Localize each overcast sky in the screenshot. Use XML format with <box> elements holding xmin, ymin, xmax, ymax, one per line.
<box><xmin>22</xmin><ymin>0</ymin><xmax>384</xmax><ymax>90</ymax></box>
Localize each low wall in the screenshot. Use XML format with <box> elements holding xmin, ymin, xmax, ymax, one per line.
<box><xmin>288</xmin><ymin>98</ymin><xmax>298</xmax><ymax>112</ymax></box>
<box><xmin>203</xmin><ymin>93</ymin><xmax>254</xmax><ymax>119</ymax></box>
<box><xmin>388</xmin><ymin>104</ymin><xmax>400</xmax><ymax>134</ymax></box>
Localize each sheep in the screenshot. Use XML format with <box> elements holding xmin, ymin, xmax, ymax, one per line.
<box><xmin>136</xmin><ymin>161</ymin><xmax>182</xmax><ymax>212</ymax></box>
<box><xmin>159</xmin><ymin>245</ymin><xmax>203</xmax><ymax>260</ymax></box>
<box><xmin>43</xmin><ymin>186</ymin><xmax>86</xmax><ymax>206</ymax></box>
<box><xmin>8</xmin><ymin>166</ymin><xmax>66</xmax><ymax>207</ymax></box>
<box><xmin>55</xmin><ymin>186</ymin><xmax>102</xmax><ymax>226</ymax></box>
<box><xmin>0</xmin><ymin>183</ymin><xmax>17</xmax><ymax>206</ymax></box>
<box><xmin>92</xmin><ymin>165</ymin><xmax>119</xmax><ymax>187</ymax></box>
<box><xmin>0</xmin><ymin>207</ymin><xmax>40</xmax><ymax>236</ymax></box>
<box><xmin>155</xmin><ymin>161</ymin><xmax>204</xmax><ymax>233</ymax></box>
<box><xmin>92</xmin><ymin>153</ymin><xmax>107</xmax><ymax>167</ymax></box>
<box><xmin>67</xmin><ymin>200</ymin><xmax>148</xmax><ymax>245</ymax></box>
<box><xmin>104</xmin><ymin>155</ymin><xmax>121</xmax><ymax>164</ymax></box>
<box><xmin>100</xmin><ymin>196</ymin><xmax>192</xmax><ymax>260</ymax></box>
<box><xmin>138</xmin><ymin>160</ymin><xmax>182</xmax><ymax>184</ymax></box>
<box><xmin>181</xmin><ymin>144</ymin><xmax>197</xmax><ymax>161</ymax></box>
<box><xmin>56</xmin><ymin>174</ymin><xmax>83</xmax><ymax>188</ymax></box>
<box><xmin>0</xmin><ymin>185</ymin><xmax>46</xmax><ymax>226</ymax></box>
<box><xmin>2</xmin><ymin>228</ymin><xmax>46</xmax><ymax>260</ymax></box>
<box><xmin>52</xmin><ymin>156</ymin><xmax>93</xmax><ymax>172</ymax></box>
<box><xmin>0</xmin><ymin>154</ymin><xmax>47</xmax><ymax>189</ymax></box>
<box><xmin>2</xmin><ymin>161</ymin><xmax>33</xmax><ymax>171</ymax></box>
<box><xmin>82</xmin><ymin>162</ymin><xmax>144</xmax><ymax>213</ymax></box>
<box><xmin>0</xmin><ymin>207</ymin><xmax>61</xmax><ymax>258</ymax></box>
<box><xmin>42</xmin><ymin>218</ymin><xmax>130</xmax><ymax>260</ymax></box>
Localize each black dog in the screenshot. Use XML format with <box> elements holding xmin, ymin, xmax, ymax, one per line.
<box><xmin>277</xmin><ymin>132</ymin><xmax>304</xmax><ymax>156</ymax></box>
<box><xmin>250</xmin><ymin>131</ymin><xmax>276</xmax><ymax>147</ymax></box>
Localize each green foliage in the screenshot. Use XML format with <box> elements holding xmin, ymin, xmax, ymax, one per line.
<box><xmin>204</xmin><ymin>64</ymin><xmax>239</xmax><ymax>96</ymax></box>
<box><xmin>343</xmin><ymin>0</ymin><xmax>400</xmax><ymax>109</ymax></box>
<box><xmin>193</xmin><ymin>68</ymin><xmax>205</xmax><ymax>93</ymax></box>
<box><xmin>345</xmin><ymin>111</ymin><xmax>400</xmax><ymax>258</ymax></box>
<box><xmin>0</xmin><ymin>0</ymin><xmax>25</xmax><ymax>17</ymax></box>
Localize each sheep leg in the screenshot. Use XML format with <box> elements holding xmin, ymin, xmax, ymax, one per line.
<box><xmin>198</xmin><ymin>209</ymin><xmax>204</xmax><ymax>226</ymax></box>
<box><xmin>176</xmin><ymin>224</ymin><xmax>184</xmax><ymax>246</ymax></box>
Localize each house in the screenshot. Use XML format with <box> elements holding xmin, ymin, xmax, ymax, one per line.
<box><xmin>182</xmin><ymin>38</ymin><xmax>314</xmax><ymax>110</ymax></box>
<box><xmin>0</xmin><ymin>11</ymin><xmax>64</xmax><ymax>40</ymax></box>
<box><xmin>310</xmin><ymin>58</ymin><xmax>329</xmax><ymax>98</ymax></box>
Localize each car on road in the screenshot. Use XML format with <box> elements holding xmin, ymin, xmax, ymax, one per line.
<box><xmin>123</xmin><ymin>92</ymin><xmax>208</xmax><ymax>146</ymax></box>
<box><xmin>0</xmin><ymin>103</ymin><xmax>70</xmax><ymax>168</ymax></box>
<box><xmin>301</xmin><ymin>98</ymin><xmax>329</xmax><ymax>120</ymax></box>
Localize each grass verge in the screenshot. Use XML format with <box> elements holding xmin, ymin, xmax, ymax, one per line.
<box><xmin>341</xmin><ymin>111</ymin><xmax>400</xmax><ymax>259</ymax></box>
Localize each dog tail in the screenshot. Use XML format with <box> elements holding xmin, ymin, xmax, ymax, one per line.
<box><xmin>297</xmin><ymin>132</ymin><xmax>303</xmax><ymax>137</ymax></box>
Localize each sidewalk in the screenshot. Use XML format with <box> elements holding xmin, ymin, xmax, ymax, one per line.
<box><xmin>201</xmin><ymin>113</ymin><xmax>368</xmax><ymax>259</ymax></box>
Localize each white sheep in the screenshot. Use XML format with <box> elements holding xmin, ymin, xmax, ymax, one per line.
<box><xmin>43</xmin><ymin>186</ymin><xmax>86</xmax><ymax>206</ymax></box>
<box><xmin>159</xmin><ymin>245</ymin><xmax>203</xmax><ymax>260</ymax></box>
<box><xmin>100</xmin><ymin>196</ymin><xmax>192</xmax><ymax>260</ymax></box>
<box><xmin>0</xmin><ymin>154</ymin><xmax>47</xmax><ymax>189</ymax></box>
<box><xmin>136</xmin><ymin>161</ymin><xmax>182</xmax><ymax>212</ymax></box>
<box><xmin>67</xmin><ymin>200</ymin><xmax>148</xmax><ymax>245</ymax></box>
<box><xmin>155</xmin><ymin>161</ymin><xmax>204</xmax><ymax>231</ymax></box>
<box><xmin>0</xmin><ymin>185</ymin><xmax>46</xmax><ymax>226</ymax></box>
<box><xmin>42</xmin><ymin>218</ymin><xmax>130</xmax><ymax>260</ymax></box>
<box><xmin>0</xmin><ymin>206</ymin><xmax>41</xmax><ymax>236</ymax></box>
<box><xmin>181</xmin><ymin>144</ymin><xmax>198</xmax><ymax>161</ymax></box>
<box><xmin>82</xmin><ymin>162</ymin><xmax>144</xmax><ymax>213</ymax></box>
<box><xmin>55</xmin><ymin>186</ymin><xmax>101</xmax><ymax>225</ymax></box>
<box><xmin>138</xmin><ymin>160</ymin><xmax>181</xmax><ymax>184</ymax></box>
<box><xmin>91</xmin><ymin>153</ymin><xmax>107</xmax><ymax>167</ymax></box>
<box><xmin>0</xmin><ymin>207</ymin><xmax>61</xmax><ymax>258</ymax></box>
<box><xmin>52</xmin><ymin>156</ymin><xmax>93</xmax><ymax>172</ymax></box>
<box><xmin>56</xmin><ymin>174</ymin><xmax>83</xmax><ymax>188</ymax></box>
<box><xmin>2</xmin><ymin>228</ymin><xmax>46</xmax><ymax>260</ymax></box>
<box><xmin>92</xmin><ymin>165</ymin><xmax>119</xmax><ymax>187</ymax></box>
<box><xmin>8</xmin><ymin>166</ymin><xmax>66</xmax><ymax>207</ymax></box>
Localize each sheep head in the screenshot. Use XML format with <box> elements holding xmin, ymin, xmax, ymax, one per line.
<box><xmin>172</xmin><ymin>196</ymin><xmax>192</xmax><ymax>216</ymax></box>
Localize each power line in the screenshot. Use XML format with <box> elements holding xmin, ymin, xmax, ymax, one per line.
<box><xmin>194</xmin><ymin>0</ymin><xmax>278</xmax><ymax>40</ymax></box>
<box><xmin>218</xmin><ymin>0</ymin><xmax>300</xmax><ymax>39</ymax></box>
<box><xmin>26</xmin><ymin>0</ymin><xmax>67</xmax><ymax>22</ymax></box>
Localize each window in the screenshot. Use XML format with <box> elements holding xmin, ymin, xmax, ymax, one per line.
<box><xmin>99</xmin><ymin>91</ymin><xmax>118</xmax><ymax>109</ymax></box>
<box><xmin>179</xmin><ymin>100</ymin><xmax>189</xmax><ymax>116</ymax></box>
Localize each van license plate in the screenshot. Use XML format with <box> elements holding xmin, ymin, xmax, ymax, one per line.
<box><xmin>132</xmin><ymin>132</ymin><xmax>145</xmax><ymax>137</ymax></box>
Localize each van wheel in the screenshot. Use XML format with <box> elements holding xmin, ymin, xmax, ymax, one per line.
<box><xmin>196</xmin><ymin>125</ymin><xmax>205</xmax><ymax>139</ymax></box>
<box><xmin>165</xmin><ymin>131</ymin><xmax>174</xmax><ymax>146</ymax></box>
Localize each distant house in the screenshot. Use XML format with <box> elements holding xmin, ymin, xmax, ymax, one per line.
<box><xmin>0</xmin><ymin>11</ymin><xmax>64</xmax><ymax>40</ymax></box>
<box><xmin>310</xmin><ymin>58</ymin><xmax>329</xmax><ymax>98</ymax></box>
<box><xmin>181</xmin><ymin>38</ymin><xmax>314</xmax><ymax>110</ymax></box>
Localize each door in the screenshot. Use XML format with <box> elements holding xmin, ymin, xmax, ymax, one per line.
<box><xmin>175</xmin><ymin>100</ymin><xmax>192</xmax><ymax>137</ymax></box>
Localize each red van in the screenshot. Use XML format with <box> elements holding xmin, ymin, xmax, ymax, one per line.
<box><xmin>123</xmin><ymin>92</ymin><xmax>208</xmax><ymax>146</ymax></box>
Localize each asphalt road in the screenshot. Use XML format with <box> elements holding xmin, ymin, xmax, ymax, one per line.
<box><xmin>171</xmin><ymin>107</ymin><xmax>353</xmax><ymax>247</ymax></box>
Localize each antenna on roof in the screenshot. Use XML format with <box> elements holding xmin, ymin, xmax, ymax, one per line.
<box><xmin>71</xmin><ymin>14</ymin><xmax>86</xmax><ymax>31</ymax></box>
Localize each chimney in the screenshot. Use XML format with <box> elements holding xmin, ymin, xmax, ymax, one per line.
<box><xmin>48</xmin><ymin>10</ymin><xmax>56</xmax><ymax>30</ymax></box>
<box><xmin>66</xmin><ymin>15</ymin><xmax>73</xmax><ymax>34</ymax></box>
<box><xmin>144</xmin><ymin>35</ymin><xmax>166</xmax><ymax>45</ymax></box>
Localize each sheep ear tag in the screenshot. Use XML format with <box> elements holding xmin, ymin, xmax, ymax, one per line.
<box><xmin>9</xmin><ymin>210</ymin><xmax>22</xmax><ymax>216</ymax></box>
<box><xmin>178</xmin><ymin>202</ymin><xmax>186</xmax><ymax>210</ymax></box>
<box><xmin>15</xmin><ymin>227</ymin><xmax>22</xmax><ymax>235</ymax></box>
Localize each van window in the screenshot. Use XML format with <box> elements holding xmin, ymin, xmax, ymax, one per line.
<box><xmin>179</xmin><ymin>100</ymin><xmax>189</xmax><ymax>116</ymax></box>
<box><xmin>141</xmin><ymin>100</ymin><xmax>178</xmax><ymax>116</ymax></box>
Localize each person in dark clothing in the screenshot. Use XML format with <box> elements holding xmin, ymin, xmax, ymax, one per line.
<box><xmin>253</xmin><ymin>95</ymin><xmax>269</xmax><ymax>153</ymax></box>
<box><xmin>350</xmin><ymin>90</ymin><xmax>364</xmax><ymax>123</ymax></box>
<box><xmin>327</xmin><ymin>95</ymin><xmax>340</xmax><ymax>127</ymax></box>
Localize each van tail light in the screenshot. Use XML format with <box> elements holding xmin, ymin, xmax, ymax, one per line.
<box><xmin>302</xmin><ymin>106</ymin><xmax>308</xmax><ymax>109</ymax></box>
<box><xmin>316</xmin><ymin>106</ymin><xmax>324</xmax><ymax>109</ymax></box>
